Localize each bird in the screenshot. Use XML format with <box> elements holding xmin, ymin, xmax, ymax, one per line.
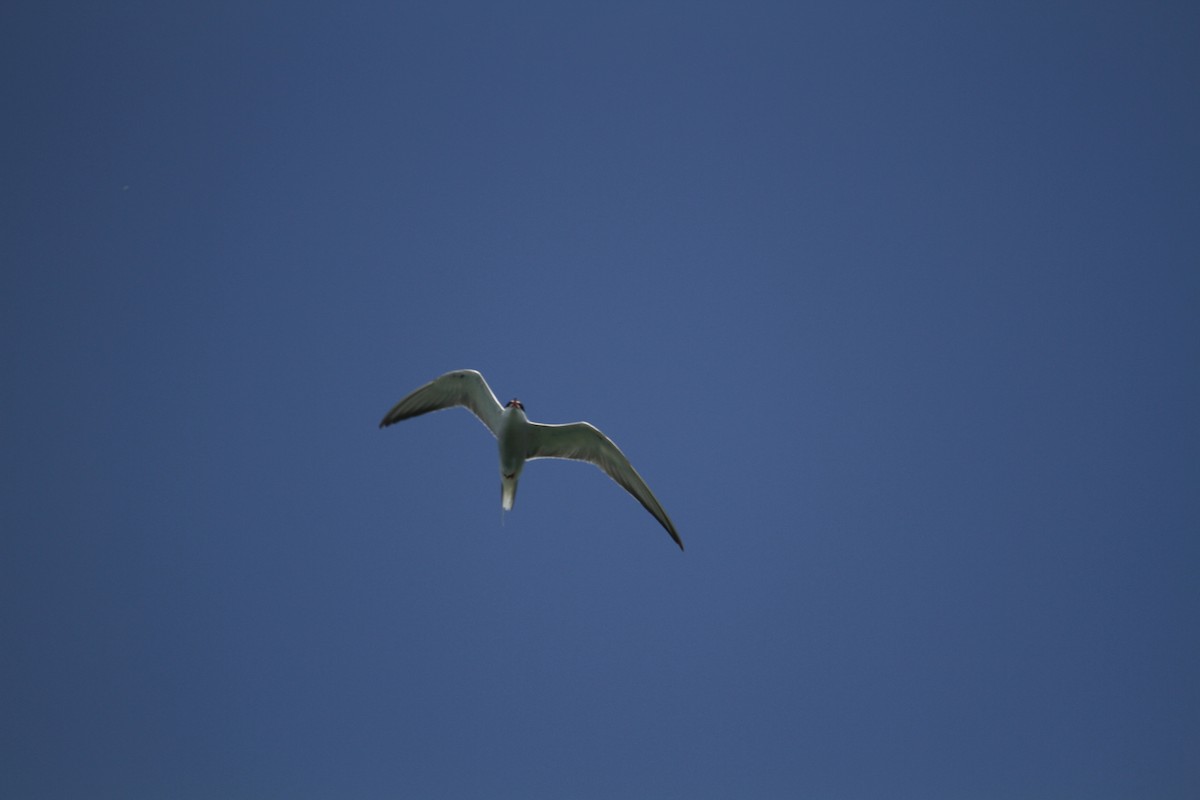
<box><xmin>379</xmin><ymin>369</ymin><xmax>682</xmax><ymax>550</ymax></box>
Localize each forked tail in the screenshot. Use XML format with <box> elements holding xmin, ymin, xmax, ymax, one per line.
<box><xmin>501</xmin><ymin>474</ymin><xmax>518</xmax><ymax>511</ymax></box>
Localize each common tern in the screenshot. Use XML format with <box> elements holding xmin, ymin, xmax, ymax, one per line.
<box><xmin>379</xmin><ymin>369</ymin><xmax>683</xmax><ymax>550</ymax></box>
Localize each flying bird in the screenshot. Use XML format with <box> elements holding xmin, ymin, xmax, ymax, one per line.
<box><xmin>379</xmin><ymin>369</ymin><xmax>682</xmax><ymax>550</ymax></box>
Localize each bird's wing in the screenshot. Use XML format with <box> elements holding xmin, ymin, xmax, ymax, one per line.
<box><xmin>379</xmin><ymin>370</ymin><xmax>504</xmax><ymax>436</ymax></box>
<box><xmin>527</xmin><ymin>421</ymin><xmax>683</xmax><ymax>550</ymax></box>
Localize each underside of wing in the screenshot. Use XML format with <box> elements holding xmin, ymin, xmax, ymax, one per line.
<box><xmin>379</xmin><ymin>369</ymin><xmax>503</xmax><ymax>436</ymax></box>
<box><xmin>528</xmin><ymin>421</ymin><xmax>683</xmax><ymax>550</ymax></box>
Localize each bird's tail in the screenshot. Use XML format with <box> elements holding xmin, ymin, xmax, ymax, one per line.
<box><xmin>501</xmin><ymin>475</ymin><xmax>518</xmax><ymax>511</ymax></box>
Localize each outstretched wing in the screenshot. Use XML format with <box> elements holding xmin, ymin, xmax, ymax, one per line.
<box><xmin>379</xmin><ymin>369</ymin><xmax>504</xmax><ymax>436</ymax></box>
<box><xmin>527</xmin><ymin>421</ymin><xmax>683</xmax><ymax>550</ymax></box>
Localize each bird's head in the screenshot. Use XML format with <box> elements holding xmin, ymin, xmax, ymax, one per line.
<box><xmin>505</xmin><ymin>398</ymin><xmax>525</xmax><ymax>411</ymax></box>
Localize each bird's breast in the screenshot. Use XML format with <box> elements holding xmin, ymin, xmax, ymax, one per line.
<box><xmin>497</xmin><ymin>409</ymin><xmax>531</xmax><ymax>474</ymax></box>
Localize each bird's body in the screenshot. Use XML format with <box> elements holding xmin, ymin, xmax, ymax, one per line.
<box><xmin>496</xmin><ymin>402</ymin><xmax>531</xmax><ymax>511</ymax></box>
<box><xmin>380</xmin><ymin>370</ymin><xmax>682</xmax><ymax>550</ymax></box>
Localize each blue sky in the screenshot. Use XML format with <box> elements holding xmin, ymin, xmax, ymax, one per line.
<box><xmin>3</xmin><ymin>2</ymin><xmax>1198</xmax><ymax>798</ymax></box>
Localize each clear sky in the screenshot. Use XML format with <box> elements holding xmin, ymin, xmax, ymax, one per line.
<box><xmin>3</xmin><ymin>2</ymin><xmax>1198</xmax><ymax>798</ymax></box>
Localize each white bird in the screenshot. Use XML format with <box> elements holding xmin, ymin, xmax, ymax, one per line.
<box><xmin>379</xmin><ymin>369</ymin><xmax>682</xmax><ymax>550</ymax></box>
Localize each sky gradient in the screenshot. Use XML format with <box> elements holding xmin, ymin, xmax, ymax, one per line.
<box><xmin>3</xmin><ymin>3</ymin><xmax>1199</xmax><ymax>798</ymax></box>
